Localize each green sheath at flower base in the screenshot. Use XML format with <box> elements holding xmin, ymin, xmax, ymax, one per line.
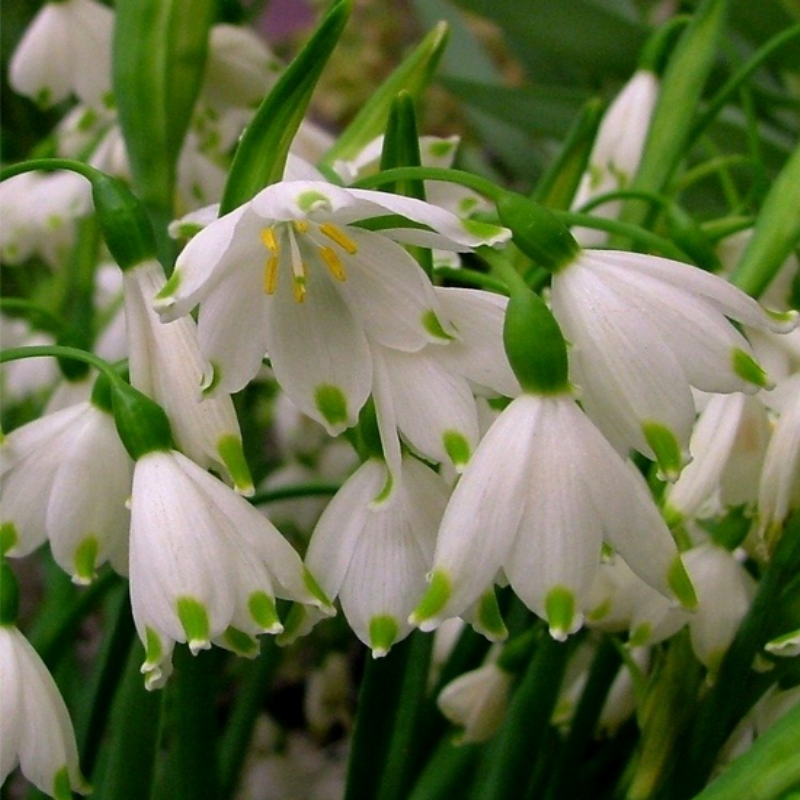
<box><xmin>89</xmin><ymin>370</ymin><xmax>114</xmax><ymax>413</ymax></box>
<box><xmin>503</xmin><ymin>290</ymin><xmax>570</xmax><ymax>395</ymax></box>
<box><xmin>0</xmin><ymin>561</ymin><xmax>20</xmax><ymax>626</ymax></box>
<box><xmin>110</xmin><ymin>380</ymin><xmax>175</xmax><ymax>461</ymax></box>
<box><xmin>495</xmin><ymin>192</ymin><xmax>580</xmax><ymax>272</ymax></box>
<box><xmin>91</xmin><ymin>173</ymin><xmax>157</xmax><ymax>270</ymax></box>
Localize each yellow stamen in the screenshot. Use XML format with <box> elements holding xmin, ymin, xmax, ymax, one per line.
<box><xmin>292</xmin><ymin>220</ymin><xmax>310</xmax><ymax>235</ymax></box>
<box><xmin>260</xmin><ymin>227</ymin><xmax>278</xmax><ymax>253</ymax></box>
<box><xmin>319</xmin><ymin>223</ymin><xmax>358</xmax><ymax>254</ymax></box>
<box><xmin>263</xmin><ymin>256</ymin><xmax>279</xmax><ymax>294</ymax></box>
<box><xmin>319</xmin><ymin>246</ymin><xmax>347</xmax><ymax>282</ymax></box>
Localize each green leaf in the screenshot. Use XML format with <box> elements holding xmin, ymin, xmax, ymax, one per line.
<box><xmin>113</xmin><ymin>0</ymin><xmax>215</xmax><ymax>221</ymax></box>
<box><xmin>321</xmin><ymin>20</ymin><xmax>449</xmax><ymax>164</ymax></box>
<box><xmin>440</xmin><ymin>77</ymin><xmax>589</xmax><ymax>139</ymax></box>
<box><xmin>220</xmin><ymin>0</ymin><xmax>351</xmax><ymax>213</ymax></box>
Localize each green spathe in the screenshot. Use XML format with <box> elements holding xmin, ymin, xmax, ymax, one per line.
<box><xmin>495</xmin><ymin>192</ymin><xmax>580</xmax><ymax>272</ymax></box>
<box><xmin>111</xmin><ymin>380</ymin><xmax>174</xmax><ymax>461</ymax></box>
<box><xmin>503</xmin><ymin>290</ymin><xmax>570</xmax><ymax>395</ymax></box>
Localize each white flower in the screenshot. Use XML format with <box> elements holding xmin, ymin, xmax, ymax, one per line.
<box><xmin>550</xmin><ymin>249</ymin><xmax>796</xmax><ymax>478</ymax></box>
<box><xmin>571</xmin><ymin>70</ymin><xmax>660</xmax><ymax>246</ymax></box>
<box><xmin>0</xmin><ymin>624</ymin><xmax>89</xmax><ymax>798</ymax></box>
<box><xmin>9</xmin><ymin>0</ymin><xmax>113</xmax><ymax>108</ymax></box>
<box><xmin>664</xmin><ymin>392</ymin><xmax>770</xmax><ymax>522</ymax></box>
<box><xmin>154</xmin><ymin>181</ymin><xmax>509</xmax><ymax>435</ymax></box>
<box><xmin>129</xmin><ymin>449</ymin><xmax>332</xmax><ymax>689</ymax></box>
<box><xmin>0</xmin><ymin>399</ymin><xmax>132</xmax><ymax>581</ymax></box>
<box><xmin>124</xmin><ymin>259</ymin><xmax>253</xmax><ymax>494</ymax></box>
<box><xmin>303</xmin><ymin>455</ymin><xmax>449</xmax><ymax>656</ymax></box>
<box><xmin>757</xmin><ymin>373</ymin><xmax>800</xmax><ymax>542</ymax></box>
<box><xmin>412</xmin><ymin>392</ymin><xmax>695</xmax><ymax>641</ymax></box>
<box><xmin>0</xmin><ymin>171</ymin><xmax>91</xmax><ymax>267</ymax></box>
<box><xmin>437</xmin><ymin>652</ymin><xmax>512</xmax><ymax>743</ymax></box>
<box><xmin>682</xmin><ymin>543</ymin><xmax>756</xmax><ymax>673</ymax></box>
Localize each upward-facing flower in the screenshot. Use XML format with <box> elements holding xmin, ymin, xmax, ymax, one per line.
<box><xmin>9</xmin><ymin>0</ymin><xmax>113</xmax><ymax>108</ymax></box>
<box><xmin>1</xmin><ymin>624</ymin><xmax>89</xmax><ymax>799</ymax></box>
<box><xmin>154</xmin><ymin>180</ymin><xmax>509</xmax><ymax>435</ymax></box>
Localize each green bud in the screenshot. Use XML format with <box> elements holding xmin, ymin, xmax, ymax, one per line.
<box><xmin>110</xmin><ymin>380</ymin><xmax>174</xmax><ymax>460</ymax></box>
<box><xmin>496</xmin><ymin>192</ymin><xmax>580</xmax><ymax>273</ymax></box>
<box><xmin>503</xmin><ymin>289</ymin><xmax>570</xmax><ymax>395</ymax></box>
<box><xmin>90</xmin><ymin>370</ymin><xmax>115</xmax><ymax>413</ymax></box>
<box><xmin>1</xmin><ymin>562</ymin><xmax>20</xmax><ymax>626</ymax></box>
<box><xmin>91</xmin><ymin>174</ymin><xmax>157</xmax><ymax>270</ymax></box>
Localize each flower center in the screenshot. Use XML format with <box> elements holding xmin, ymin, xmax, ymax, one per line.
<box><xmin>259</xmin><ymin>221</ymin><xmax>359</xmax><ymax>303</ymax></box>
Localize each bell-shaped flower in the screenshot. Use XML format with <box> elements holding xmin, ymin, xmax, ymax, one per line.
<box><xmin>129</xmin><ymin>448</ymin><xmax>333</xmax><ymax>689</ymax></box>
<box><xmin>0</xmin><ymin>624</ymin><xmax>89</xmax><ymax>799</ymax></box>
<box><xmin>757</xmin><ymin>373</ymin><xmax>800</xmax><ymax>543</ymax></box>
<box><xmin>154</xmin><ymin>180</ymin><xmax>509</xmax><ymax>435</ymax></box>
<box><xmin>571</xmin><ymin>70</ymin><xmax>659</xmax><ymax>245</ymax></box>
<box><xmin>301</xmin><ymin>455</ymin><xmax>449</xmax><ymax>656</ymax></box>
<box><xmin>682</xmin><ymin>542</ymin><xmax>756</xmax><ymax>674</ymax></box>
<box><xmin>370</xmin><ymin>287</ymin><xmax>518</xmax><ymax>476</ymax></box>
<box><xmin>0</xmin><ymin>396</ymin><xmax>132</xmax><ymax>581</ymax></box>
<box><xmin>664</xmin><ymin>392</ymin><xmax>770</xmax><ymax>524</ymax></box>
<box><xmin>411</xmin><ymin>392</ymin><xmax>696</xmax><ymax>641</ymax></box>
<box><xmin>550</xmin><ymin>249</ymin><xmax>796</xmax><ymax>479</ymax></box>
<box><xmin>124</xmin><ymin>258</ymin><xmax>253</xmax><ymax>494</ymax></box>
<box><xmin>437</xmin><ymin>649</ymin><xmax>513</xmax><ymax>743</ymax></box>
<box><xmin>8</xmin><ymin>0</ymin><xmax>113</xmax><ymax>108</ymax></box>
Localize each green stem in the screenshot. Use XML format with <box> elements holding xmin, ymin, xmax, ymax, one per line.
<box><xmin>0</xmin><ymin>344</ymin><xmax>119</xmax><ymax>383</ymax></box>
<box><xmin>343</xmin><ymin>636</ymin><xmax>416</xmax><ymax>800</ymax></box>
<box><xmin>690</xmin><ymin>700</ymin><xmax>800</xmax><ymax>800</ymax></box>
<box><xmin>93</xmin><ymin>641</ymin><xmax>163</xmax><ymax>800</ymax></box>
<box><xmin>168</xmin><ymin>647</ymin><xmax>222</xmax><ymax>800</ymax></box>
<box><xmin>218</xmin><ymin>638</ymin><xmax>279</xmax><ymax>798</ymax></box>
<box><xmin>671</xmin><ymin>510</ymin><xmax>800</xmax><ymax>798</ymax></box>
<box><xmin>407</xmin><ymin>739</ymin><xmax>480</xmax><ymax>800</ymax></box>
<box><xmin>433</xmin><ymin>266</ymin><xmax>510</xmax><ymax>295</ymax></box>
<box><xmin>0</xmin><ymin>157</ymin><xmax>100</xmax><ymax>185</ymax></box>
<box><xmin>248</xmin><ymin>482</ymin><xmax>341</xmax><ymax>506</ymax></box>
<box><xmin>552</xmin><ymin>212</ymin><xmax>691</xmax><ymax>261</ymax></box>
<box><xmin>352</xmin><ymin>166</ymin><xmax>503</xmax><ymax>202</ymax></box>
<box><xmin>377</xmin><ymin>631</ymin><xmax>435</xmax><ymax>800</ymax></box>
<box><xmin>76</xmin><ymin>585</ymin><xmax>137</xmax><ymax>779</ymax></box>
<box><xmin>469</xmin><ymin>633</ymin><xmax>575</xmax><ymax>800</ymax></box>
<box><xmin>542</xmin><ymin>635</ymin><xmax>623</xmax><ymax>800</ymax></box>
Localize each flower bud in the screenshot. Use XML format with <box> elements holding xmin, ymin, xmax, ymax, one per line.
<box><xmin>496</xmin><ymin>192</ymin><xmax>580</xmax><ymax>272</ymax></box>
<box><xmin>110</xmin><ymin>379</ymin><xmax>174</xmax><ymax>460</ymax></box>
<box><xmin>503</xmin><ymin>289</ymin><xmax>570</xmax><ymax>395</ymax></box>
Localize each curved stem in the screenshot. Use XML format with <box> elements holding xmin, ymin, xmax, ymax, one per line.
<box><xmin>433</xmin><ymin>266</ymin><xmax>510</xmax><ymax>295</ymax></box>
<box><xmin>552</xmin><ymin>212</ymin><xmax>691</xmax><ymax>261</ymax></box>
<box><xmin>0</xmin><ymin>344</ymin><xmax>119</xmax><ymax>383</ymax></box>
<box><xmin>248</xmin><ymin>482</ymin><xmax>341</xmax><ymax>506</ymax></box>
<box><xmin>0</xmin><ymin>157</ymin><xmax>101</xmax><ymax>185</ymax></box>
<box><xmin>576</xmin><ymin>188</ymin><xmax>668</xmax><ymax>215</ymax></box>
<box><xmin>352</xmin><ymin>166</ymin><xmax>503</xmax><ymax>202</ymax></box>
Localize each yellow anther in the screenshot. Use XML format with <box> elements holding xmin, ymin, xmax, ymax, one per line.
<box><xmin>319</xmin><ymin>246</ymin><xmax>347</xmax><ymax>282</ymax></box>
<box><xmin>293</xmin><ymin>275</ymin><xmax>307</xmax><ymax>303</ymax></box>
<box><xmin>319</xmin><ymin>223</ymin><xmax>358</xmax><ymax>254</ymax></box>
<box><xmin>292</xmin><ymin>220</ymin><xmax>310</xmax><ymax>235</ymax></box>
<box><xmin>263</xmin><ymin>256</ymin><xmax>279</xmax><ymax>295</ymax></box>
<box><xmin>260</xmin><ymin>227</ymin><xmax>278</xmax><ymax>253</ymax></box>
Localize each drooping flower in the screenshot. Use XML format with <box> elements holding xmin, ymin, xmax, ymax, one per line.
<box><xmin>301</xmin><ymin>455</ymin><xmax>449</xmax><ymax>656</ymax></box>
<box><xmin>9</xmin><ymin>0</ymin><xmax>113</xmax><ymax>108</ymax></box>
<box><xmin>154</xmin><ymin>181</ymin><xmax>509</xmax><ymax>436</ymax></box>
<box><xmin>412</xmin><ymin>392</ymin><xmax>695</xmax><ymax>641</ymax></box>
<box><xmin>0</xmin><ymin>393</ymin><xmax>132</xmax><ymax>581</ymax></box>
<box><xmin>663</xmin><ymin>392</ymin><xmax>770</xmax><ymax>524</ymax></box>
<box><xmin>124</xmin><ymin>258</ymin><xmax>253</xmax><ymax>494</ymax></box>
<box><xmin>549</xmin><ymin>249</ymin><xmax>796</xmax><ymax>478</ymax></box>
<box><xmin>129</xmin><ymin>448</ymin><xmax>333</xmax><ymax>689</ymax></box>
<box><xmin>0</xmin><ymin>624</ymin><xmax>89</xmax><ymax>799</ymax></box>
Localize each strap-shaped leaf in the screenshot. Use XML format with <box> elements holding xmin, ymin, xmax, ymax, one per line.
<box><xmin>220</xmin><ymin>0</ymin><xmax>351</xmax><ymax>213</ymax></box>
